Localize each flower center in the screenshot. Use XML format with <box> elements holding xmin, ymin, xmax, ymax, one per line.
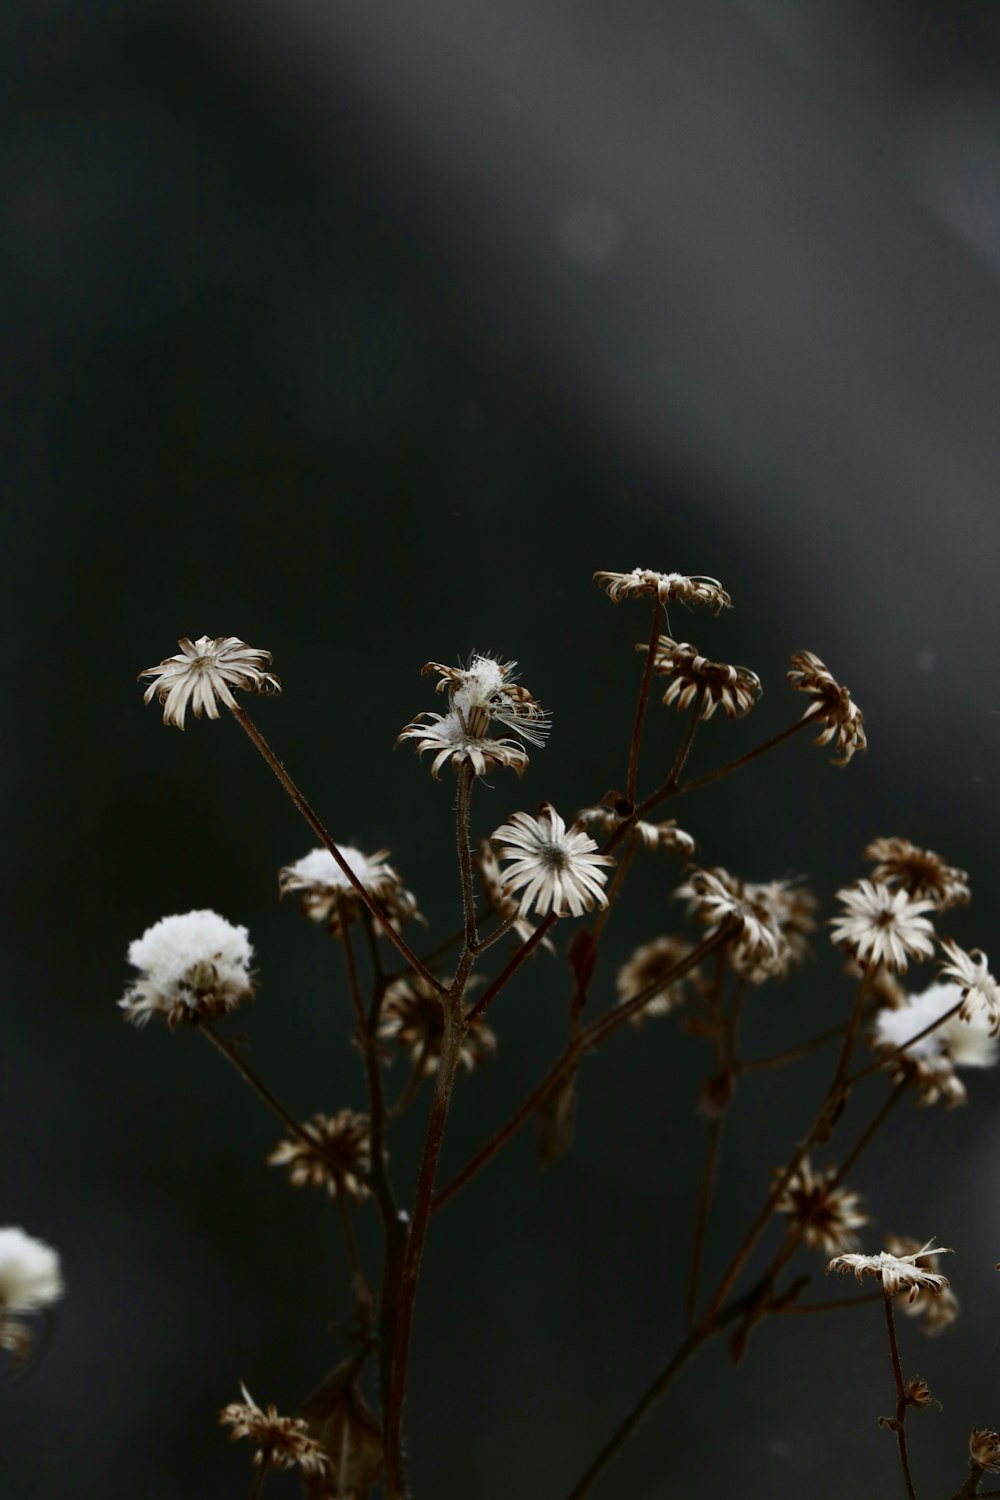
<box><xmin>538</xmin><ymin>842</ymin><xmax>570</xmax><ymax>870</ymax></box>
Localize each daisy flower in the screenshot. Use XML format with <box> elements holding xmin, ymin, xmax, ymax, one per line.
<box><xmin>939</xmin><ymin>941</ymin><xmax>1000</xmax><ymax>1034</ymax></box>
<box><xmin>774</xmin><ymin>1158</ymin><xmax>868</xmax><ymax>1256</ymax></box>
<box><xmin>220</xmin><ymin>1385</ymin><xmax>329</xmax><ymax>1477</ymax></box>
<box><xmin>139</xmin><ymin>636</ymin><xmax>279</xmax><ymax>730</ymax></box>
<box><xmin>864</xmin><ymin>837</ymin><xmax>970</xmax><ymax>911</ymax></box>
<box><xmin>267</xmin><ymin>1111</ymin><xmax>371</xmax><ymax>1202</ymax></box>
<box><xmin>829</xmin><ymin>881</ymin><xmax>935</xmax><ymax>973</ymax></box>
<box><xmin>491</xmin><ymin>804</ymin><xmax>614</xmax><ymax>918</ymax></box>
<box><xmin>787</xmin><ymin>651</ymin><xmax>866</xmax><ymax>766</ymax></box>
<box><xmin>594</xmin><ymin>568</ymin><xmax>732</xmax><ymax>613</ymax></box>
<box><xmin>884</xmin><ymin>1235</ymin><xmax>960</xmax><ymax>1334</ymax></box>
<box><xmin>826</xmin><ymin>1241</ymin><xmax>952</xmax><ymax>1300</ymax></box>
<box><xmin>646</xmin><ymin>639</ymin><xmax>761</xmax><ymax>720</ymax></box>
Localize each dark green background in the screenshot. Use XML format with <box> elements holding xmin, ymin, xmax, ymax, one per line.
<box><xmin>4</xmin><ymin>1</ymin><xmax>1000</xmax><ymax>1495</ymax></box>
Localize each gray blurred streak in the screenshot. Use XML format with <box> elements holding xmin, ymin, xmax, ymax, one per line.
<box><xmin>219</xmin><ymin>0</ymin><xmax>1000</xmax><ymax>797</ymax></box>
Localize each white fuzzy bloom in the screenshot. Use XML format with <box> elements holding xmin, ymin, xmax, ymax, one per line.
<box><xmin>874</xmin><ymin>982</ymin><xmax>998</xmax><ymax>1070</ymax></box>
<box><xmin>120</xmin><ymin>910</ymin><xmax>254</xmax><ymax>1028</ymax></box>
<box><xmin>0</xmin><ymin>1228</ymin><xmax>64</xmax><ymax>1312</ymax></box>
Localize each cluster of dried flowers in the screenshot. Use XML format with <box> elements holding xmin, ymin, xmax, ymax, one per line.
<box><xmin>119</xmin><ymin>570</ymin><xmax>997</xmax><ymax>1500</ymax></box>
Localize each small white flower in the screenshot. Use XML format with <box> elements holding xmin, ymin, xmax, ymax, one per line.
<box><xmin>120</xmin><ymin>910</ymin><xmax>254</xmax><ymax>1028</ymax></box>
<box><xmin>139</xmin><ymin>636</ymin><xmax>280</xmax><ymax>730</ymax></box>
<box><xmin>491</xmin><ymin>804</ymin><xmax>614</xmax><ymax>918</ymax></box>
<box><xmin>829</xmin><ymin>880</ymin><xmax>935</xmax><ymax>973</ymax></box>
<box><xmin>939</xmin><ymin>941</ymin><xmax>1000</xmax><ymax>1034</ymax></box>
<box><xmin>0</xmin><ymin>1228</ymin><xmax>64</xmax><ymax>1313</ymax></box>
<box><xmin>827</xmin><ymin>1241</ymin><xmax>952</xmax><ymax>1300</ymax></box>
<box><xmin>398</xmin><ymin>711</ymin><xmax>529</xmax><ymax>779</ymax></box>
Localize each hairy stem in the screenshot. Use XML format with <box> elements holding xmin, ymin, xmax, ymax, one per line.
<box><xmin>465</xmin><ymin>913</ymin><xmax>559</xmax><ymax>1024</ymax></box>
<box><xmin>198</xmin><ymin>1022</ymin><xmax>330</xmax><ymax>1163</ymax></box>
<box><xmin>882</xmin><ymin>1286</ymin><xmax>917</xmax><ymax>1500</ymax></box>
<box><xmin>625</xmin><ymin>600</ymin><xmax>663</xmax><ymax>802</ymax></box>
<box><xmin>228</xmin><ymin>704</ymin><xmax>441</xmax><ymax>990</ymax></box>
<box><xmin>737</xmin><ymin>1022</ymin><xmax>846</xmax><ymax>1075</ymax></box>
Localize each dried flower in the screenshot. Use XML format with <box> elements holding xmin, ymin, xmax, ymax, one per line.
<box><xmin>905</xmin><ymin>1376</ymin><xmax>940</xmax><ymax>1409</ymax></box>
<box><xmin>885</xmin><ymin>1235</ymin><xmax>960</xmax><ymax>1334</ymax></box>
<box><xmin>378</xmin><ymin>975</ymin><xmax>496</xmax><ymax>1075</ymax></box>
<box><xmin>675</xmin><ymin>867</ymin><xmax>787</xmax><ymax>983</ymax></box>
<box><xmin>774</xmin><ymin>1158</ymin><xmax>868</xmax><ymax>1256</ymax></box>
<box><xmin>0</xmin><ymin>1229</ymin><xmax>63</xmax><ymax>1314</ymax></box>
<box><xmin>616</xmin><ymin>937</ymin><xmax>697</xmax><ymax>1024</ymax></box>
<box><xmin>491</xmin><ymin>804</ymin><xmax>614</xmax><ymax>918</ymax></box>
<box><xmin>594</xmin><ymin>568</ymin><xmax>732</xmax><ymax>613</ymax></box>
<box><xmin>576</xmin><ymin>806</ymin><xmax>695</xmax><ymax>858</ymax></box>
<box><xmin>829</xmin><ymin>881</ymin><xmax>935</xmax><ymax>973</ymax></box>
<box><xmin>119</xmin><ymin>910</ymin><xmax>254</xmax><ymax>1029</ymax></box>
<box><xmin>871</xmin><ymin>981</ymin><xmax>998</xmax><ymax>1107</ymax></box>
<box><xmin>646</xmin><ymin>638</ymin><xmax>761</xmax><ymax>720</ymax></box>
<box><xmin>139</xmin><ymin>636</ymin><xmax>280</xmax><ymax>730</ymax></box>
<box><xmin>278</xmin><ymin>846</ymin><xmax>420</xmax><ymax>935</ymax></box>
<box><xmin>475</xmin><ymin>841</ymin><xmax>555</xmax><ymax>951</ymax></box>
<box><xmin>268</xmin><ymin>1111</ymin><xmax>371</xmax><ymax>1202</ymax></box>
<box><xmin>787</xmin><ymin>651</ymin><xmax>866</xmax><ymax>766</ymax></box>
<box><xmin>826</xmin><ymin>1241</ymin><xmax>952</xmax><ymax>1300</ymax></box>
<box><xmin>939</xmin><ymin>941</ymin><xmax>1000</xmax><ymax>1034</ymax></box>
<box><xmin>865</xmin><ymin>837</ymin><xmax>970</xmax><ymax>912</ymax></box>
<box><xmin>220</xmin><ymin>1384</ymin><xmax>329</xmax><ymax>1476</ymax></box>
<box><xmin>970</xmin><ymin>1427</ymin><xmax>1000</xmax><ymax>1472</ymax></box>
<box><xmin>422</xmin><ymin>654</ymin><xmax>550</xmax><ymax>746</ymax></box>
<box><xmin>398</xmin><ymin>712</ymin><xmax>528</xmax><ymax>779</ymax></box>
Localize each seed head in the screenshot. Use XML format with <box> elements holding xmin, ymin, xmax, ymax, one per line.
<box><xmin>647</xmin><ymin>638</ymin><xmax>761</xmax><ymax>720</ymax></box>
<box><xmin>219</xmin><ymin>1384</ymin><xmax>329</xmax><ymax>1476</ymax></box>
<box><xmin>377</xmin><ymin>975</ymin><xmax>497</xmax><ymax>1076</ymax></box>
<box><xmin>594</xmin><ymin>568</ymin><xmax>732</xmax><ymax>613</ymax></box>
<box><xmin>787</xmin><ymin>650</ymin><xmax>866</xmax><ymax>766</ymax></box>
<box><xmin>267</xmin><ymin>1111</ymin><xmax>372</xmax><ymax>1202</ymax></box>
<box><xmin>616</xmin><ymin>936</ymin><xmax>698</xmax><ymax>1024</ymax></box>
<box><xmin>826</xmin><ymin>1241</ymin><xmax>952</xmax><ymax>1300</ymax></box>
<box><xmin>774</xmin><ymin>1158</ymin><xmax>868</xmax><ymax>1256</ymax></box>
<box><xmin>278</xmin><ymin>846</ymin><xmax>420</xmax><ymax>936</ymax></box>
<box><xmin>864</xmin><ymin>837</ymin><xmax>970</xmax><ymax>912</ymax></box>
<box><xmin>119</xmin><ymin>910</ymin><xmax>254</xmax><ymax>1029</ymax></box>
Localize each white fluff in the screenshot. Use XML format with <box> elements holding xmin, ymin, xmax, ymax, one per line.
<box><xmin>0</xmin><ymin>1228</ymin><xmax>64</xmax><ymax>1312</ymax></box>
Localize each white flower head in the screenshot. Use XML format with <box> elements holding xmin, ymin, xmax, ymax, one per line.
<box><xmin>827</xmin><ymin>1241</ymin><xmax>952</xmax><ymax>1301</ymax></box>
<box><xmin>829</xmin><ymin>880</ymin><xmax>936</xmax><ymax>973</ymax></box>
<box><xmin>0</xmin><ymin>1229</ymin><xmax>64</xmax><ymax>1313</ymax></box>
<box><xmin>939</xmin><ymin>940</ymin><xmax>1000</xmax><ymax>1034</ymax></box>
<box><xmin>139</xmin><ymin>636</ymin><xmax>280</xmax><ymax>730</ymax></box>
<box><xmin>120</xmin><ymin>910</ymin><xmax>254</xmax><ymax>1029</ymax></box>
<box><xmin>491</xmin><ymin>803</ymin><xmax>614</xmax><ymax>919</ymax></box>
<box><xmin>424</xmin><ymin>654</ymin><xmax>551</xmax><ymax>747</ymax></box>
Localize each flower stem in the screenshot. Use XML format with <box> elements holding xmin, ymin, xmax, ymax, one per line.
<box><xmin>737</xmin><ymin>1023</ymin><xmax>846</xmax><ymax>1074</ymax></box>
<box><xmin>625</xmin><ymin>600</ymin><xmax>663</xmax><ymax>802</ymax></box>
<box><xmin>433</xmin><ymin>924</ymin><xmax>733</xmax><ymax>1213</ymax></box>
<box><xmin>673</xmin><ymin>716</ymin><xmax>814</xmax><ymax>797</ymax></box>
<box><xmin>197</xmin><ymin>1022</ymin><xmax>331</xmax><ymax>1164</ymax></box>
<box><xmin>248</xmin><ymin>1457</ymin><xmax>272</xmax><ymax>1500</ymax></box>
<box><xmin>456</xmin><ymin>763</ymin><xmax>478</xmax><ymax>951</ymax></box>
<box><xmin>228</xmin><ymin>703</ymin><xmax>442</xmax><ymax>991</ymax></box>
<box><xmin>465</xmin><ymin>913</ymin><xmax>559</xmax><ymax>1024</ymax></box>
<box><xmin>848</xmin><ymin>1000</ymin><xmax>964</xmax><ymax>1086</ymax></box>
<box><xmin>882</xmin><ymin>1285</ymin><xmax>917</xmax><ymax>1500</ymax></box>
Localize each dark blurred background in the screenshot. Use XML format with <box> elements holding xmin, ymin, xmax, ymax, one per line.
<box><xmin>4</xmin><ymin>0</ymin><xmax>1000</xmax><ymax>1495</ymax></box>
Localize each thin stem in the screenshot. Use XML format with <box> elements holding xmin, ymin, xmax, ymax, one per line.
<box><xmin>626</xmin><ymin>600</ymin><xmax>663</xmax><ymax>802</ymax></box>
<box><xmin>387</xmin><ymin>1051</ymin><xmax>430</xmax><ymax>1122</ymax></box>
<box><xmin>456</xmin><ymin>763</ymin><xmax>478</xmax><ymax>951</ymax></box>
<box><xmin>882</xmin><ymin>1286</ymin><xmax>917</xmax><ymax>1500</ymax></box>
<box><xmin>606</xmin><ymin>700</ymin><xmax>703</xmax><ymax>854</ymax></box>
<box><xmin>737</xmin><ymin>1023</ymin><xmax>845</xmax><ymax>1074</ymax></box>
<box><xmin>686</xmin><ymin>1115</ymin><xmax>724</xmax><ymax>1328</ymax></box>
<box><xmin>702</xmin><ymin>970</ymin><xmax>871</xmax><ymax>1327</ymax></box>
<box><xmin>471</xmin><ymin>912</ymin><xmax>519</xmax><ymax>954</ymax></box>
<box><xmin>383</xmin><ymin>1001</ymin><xmax>466</xmax><ymax>1498</ymax></box>
<box><xmin>673</xmin><ymin>716</ymin><xmax>814</xmax><ymax>797</ymax></box>
<box><xmin>849</xmin><ymin>1000</ymin><xmax>964</xmax><ymax>1086</ymax></box>
<box><xmin>338</xmin><ymin>906</ymin><xmax>398</xmax><ymax>1229</ymax></box>
<box><xmin>228</xmin><ymin>703</ymin><xmax>442</xmax><ymax>991</ymax></box>
<box><xmin>248</xmin><ymin>1457</ymin><xmax>273</xmax><ymax>1500</ymax></box>
<box><xmin>465</xmin><ymin>913</ymin><xmax>559</xmax><ymax>1024</ymax></box>
<box><xmin>197</xmin><ymin>1022</ymin><xmax>329</xmax><ymax>1163</ymax></box>
<box><xmin>336</xmin><ymin>1193</ymin><xmax>362</xmax><ymax>1281</ymax></box>
<box><xmin>776</xmin><ymin>1293</ymin><xmax>882</xmax><ymax>1315</ymax></box>
<box><xmin>433</xmin><ymin>924</ymin><xmax>734</xmax><ymax>1213</ymax></box>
